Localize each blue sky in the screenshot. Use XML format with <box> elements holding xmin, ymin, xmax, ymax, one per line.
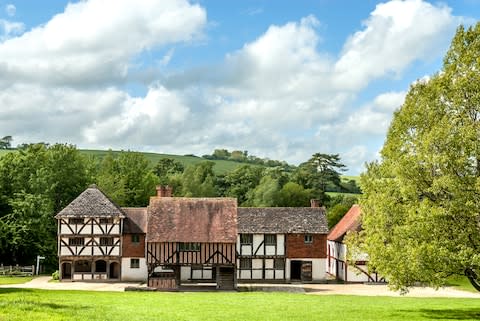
<box><xmin>0</xmin><ymin>0</ymin><xmax>478</xmax><ymax>174</ymax></box>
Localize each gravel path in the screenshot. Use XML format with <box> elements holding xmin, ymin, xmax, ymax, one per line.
<box><xmin>2</xmin><ymin>277</ymin><xmax>480</xmax><ymax>298</ymax></box>
<box><xmin>0</xmin><ymin>276</ymin><xmax>142</xmax><ymax>292</ymax></box>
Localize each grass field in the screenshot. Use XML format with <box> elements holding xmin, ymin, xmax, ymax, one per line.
<box><xmin>1</xmin><ymin>289</ymin><xmax>480</xmax><ymax>321</ymax></box>
<box><xmin>447</xmin><ymin>276</ymin><xmax>478</xmax><ymax>293</ymax></box>
<box><xmin>0</xmin><ymin>276</ymin><xmax>34</xmax><ymax>285</ymax></box>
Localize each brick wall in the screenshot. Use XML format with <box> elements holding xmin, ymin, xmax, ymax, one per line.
<box><xmin>286</xmin><ymin>234</ymin><xmax>327</xmax><ymax>258</ymax></box>
<box><xmin>122</xmin><ymin>233</ymin><xmax>145</xmax><ymax>257</ymax></box>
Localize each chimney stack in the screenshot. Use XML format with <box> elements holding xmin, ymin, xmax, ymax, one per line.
<box><xmin>156</xmin><ymin>185</ymin><xmax>173</xmax><ymax>197</ymax></box>
<box><xmin>164</xmin><ymin>186</ymin><xmax>173</xmax><ymax>197</ymax></box>
<box><xmin>310</xmin><ymin>199</ymin><xmax>321</xmax><ymax>208</ymax></box>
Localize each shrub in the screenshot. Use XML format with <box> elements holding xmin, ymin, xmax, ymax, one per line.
<box><xmin>51</xmin><ymin>270</ymin><xmax>59</xmax><ymax>280</ymax></box>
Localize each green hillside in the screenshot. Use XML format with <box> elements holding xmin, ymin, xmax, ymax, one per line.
<box><xmin>0</xmin><ymin>149</ymin><xmax>256</xmax><ymax>175</ymax></box>
<box><xmin>0</xmin><ymin>148</ymin><xmax>362</xmax><ymax>181</ymax></box>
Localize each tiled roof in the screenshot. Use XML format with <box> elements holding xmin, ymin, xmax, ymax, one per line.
<box><xmin>55</xmin><ymin>184</ymin><xmax>125</xmax><ymax>218</ymax></box>
<box><xmin>147</xmin><ymin>197</ymin><xmax>237</xmax><ymax>243</ymax></box>
<box><xmin>122</xmin><ymin>207</ymin><xmax>147</xmax><ymax>234</ymax></box>
<box><xmin>327</xmin><ymin>204</ymin><xmax>362</xmax><ymax>242</ymax></box>
<box><xmin>238</xmin><ymin>207</ymin><xmax>328</xmax><ymax>234</ymax></box>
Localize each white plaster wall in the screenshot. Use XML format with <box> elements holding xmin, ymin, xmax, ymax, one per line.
<box><xmin>60</xmin><ymin>224</ymin><xmax>71</xmax><ymax>234</ymax></box>
<box><xmin>121</xmin><ymin>258</ymin><xmax>147</xmax><ymax>281</ymax></box>
<box><xmin>265</xmin><ymin>270</ymin><xmax>274</xmax><ymax>279</ymax></box>
<box><xmin>265</xmin><ymin>259</ymin><xmax>273</xmax><ymax>269</ymax></box>
<box><xmin>253</xmin><ymin>234</ymin><xmax>264</xmax><ymax>254</ymax></box>
<box><xmin>277</xmin><ymin>234</ymin><xmax>285</xmax><ymax>255</ymax></box>
<box><xmin>275</xmin><ymin>270</ymin><xmax>284</xmax><ymax>279</ymax></box>
<box><xmin>180</xmin><ymin>266</ymin><xmax>191</xmax><ymax>281</ymax></box>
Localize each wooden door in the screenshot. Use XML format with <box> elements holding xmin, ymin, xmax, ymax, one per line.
<box><xmin>301</xmin><ymin>261</ymin><xmax>312</xmax><ymax>281</ymax></box>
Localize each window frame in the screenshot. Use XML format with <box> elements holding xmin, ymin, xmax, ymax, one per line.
<box><xmin>68</xmin><ymin>218</ymin><xmax>84</xmax><ymax>225</ymax></box>
<box><xmin>240</xmin><ymin>258</ymin><xmax>252</xmax><ymax>269</ymax></box>
<box><xmin>130</xmin><ymin>258</ymin><xmax>140</xmax><ymax>269</ymax></box>
<box><xmin>264</xmin><ymin>234</ymin><xmax>277</xmax><ymax>246</ymax></box>
<box><xmin>100</xmin><ymin>237</ymin><xmax>114</xmax><ymax>246</ymax></box>
<box><xmin>304</xmin><ymin>234</ymin><xmax>313</xmax><ymax>244</ymax></box>
<box><xmin>178</xmin><ymin>242</ymin><xmax>201</xmax><ymax>252</ymax></box>
<box><xmin>240</xmin><ymin>234</ymin><xmax>253</xmax><ymax>245</ymax></box>
<box><xmin>131</xmin><ymin>234</ymin><xmax>140</xmax><ymax>244</ymax></box>
<box><xmin>68</xmin><ymin>237</ymin><xmax>85</xmax><ymax>246</ymax></box>
<box><xmin>99</xmin><ymin>218</ymin><xmax>113</xmax><ymax>224</ymax></box>
<box><xmin>274</xmin><ymin>258</ymin><xmax>285</xmax><ymax>269</ymax></box>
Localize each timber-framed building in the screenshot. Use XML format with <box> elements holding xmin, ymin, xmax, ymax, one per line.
<box><xmin>56</xmin><ymin>185</ymin><xmax>328</xmax><ymax>289</ymax></box>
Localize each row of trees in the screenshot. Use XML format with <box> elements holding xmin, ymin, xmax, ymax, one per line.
<box><xmin>0</xmin><ymin>146</ymin><xmax>358</xmax><ymax>269</ymax></box>
<box><xmin>202</xmin><ymin>148</ymin><xmax>296</xmax><ymax>170</ymax></box>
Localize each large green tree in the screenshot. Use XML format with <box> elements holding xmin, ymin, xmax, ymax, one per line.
<box><xmin>350</xmin><ymin>24</ymin><xmax>480</xmax><ymax>292</ymax></box>
<box><xmin>0</xmin><ymin>144</ymin><xmax>89</xmax><ymax>268</ymax></box>
<box><xmin>96</xmin><ymin>151</ymin><xmax>158</xmax><ymax>206</ymax></box>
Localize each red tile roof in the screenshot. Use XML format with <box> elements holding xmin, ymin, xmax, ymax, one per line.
<box><xmin>327</xmin><ymin>204</ymin><xmax>362</xmax><ymax>242</ymax></box>
<box><xmin>147</xmin><ymin>197</ymin><xmax>237</xmax><ymax>243</ymax></box>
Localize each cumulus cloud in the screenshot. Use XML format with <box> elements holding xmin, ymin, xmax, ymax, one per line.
<box><xmin>0</xmin><ymin>19</ymin><xmax>24</xmax><ymax>41</ymax></box>
<box><xmin>0</xmin><ymin>0</ymin><xmax>464</xmax><ymax>174</ymax></box>
<box><xmin>5</xmin><ymin>4</ymin><xmax>15</xmax><ymax>17</ymax></box>
<box><xmin>0</xmin><ymin>0</ymin><xmax>206</xmax><ymax>87</ymax></box>
<box><xmin>334</xmin><ymin>0</ymin><xmax>458</xmax><ymax>90</ymax></box>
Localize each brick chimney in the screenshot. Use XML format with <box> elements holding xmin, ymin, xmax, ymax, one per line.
<box><xmin>156</xmin><ymin>185</ymin><xmax>173</xmax><ymax>197</ymax></box>
<box><xmin>164</xmin><ymin>185</ymin><xmax>173</xmax><ymax>197</ymax></box>
<box><xmin>310</xmin><ymin>199</ymin><xmax>321</xmax><ymax>208</ymax></box>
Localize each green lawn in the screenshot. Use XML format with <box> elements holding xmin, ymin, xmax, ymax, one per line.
<box><xmin>0</xmin><ymin>276</ymin><xmax>34</xmax><ymax>285</ymax></box>
<box><xmin>447</xmin><ymin>275</ymin><xmax>478</xmax><ymax>293</ymax></box>
<box><xmin>1</xmin><ymin>289</ymin><xmax>480</xmax><ymax>321</ymax></box>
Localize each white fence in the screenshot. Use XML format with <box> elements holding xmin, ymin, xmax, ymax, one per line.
<box><xmin>0</xmin><ymin>264</ymin><xmax>35</xmax><ymax>276</ymax></box>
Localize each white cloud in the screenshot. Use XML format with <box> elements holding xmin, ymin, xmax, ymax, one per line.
<box><xmin>0</xmin><ymin>19</ymin><xmax>24</xmax><ymax>41</ymax></box>
<box><xmin>5</xmin><ymin>4</ymin><xmax>15</xmax><ymax>17</ymax></box>
<box><xmin>334</xmin><ymin>0</ymin><xmax>458</xmax><ymax>90</ymax></box>
<box><xmin>0</xmin><ymin>0</ymin><xmax>206</xmax><ymax>87</ymax></box>
<box><xmin>0</xmin><ymin>0</ymin><xmax>464</xmax><ymax>174</ymax></box>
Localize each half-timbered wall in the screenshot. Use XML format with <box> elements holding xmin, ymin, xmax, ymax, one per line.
<box><xmin>58</xmin><ymin>218</ymin><xmax>122</xmax><ymax>258</ymax></box>
<box><xmin>59</xmin><ymin>218</ymin><xmax>121</xmax><ymax>236</ymax></box>
<box><xmin>326</xmin><ymin>240</ymin><xmax>381</xmax><ymax>282</ymax></box>
<box><xmin>237</xmin><ymin>234</ymin><xmax>286</xmax><ymax>280</ymax></box>
<box><xmin>147</xmin><ymin>242</ymin><xmax>236</xmax><ymax>267</ymax></box>
<box><xmin>237</xmin><ymin>234</ymin><xmax>285</xmax><ymax>256</ymax></box>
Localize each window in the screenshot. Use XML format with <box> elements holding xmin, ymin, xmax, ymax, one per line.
<box><xmin>264</xmin><ymin>234</ymin><xmax>276</xmax><ymax>246</ymax></box>
<box><xmin>68</xmin><ymin>237</ymin><xmax>84</xmax><ymax>246</ymax></box>
<box><xmin>131</xmin><ymin>234</ymin><xmax>140</xmax><ymax>243</ymax></box>
<box><xmin>130</xmin><ymin>259</ymin><xmax>140</xmax><ymax>269</ymax></box>
<box><xmin>304</xmin><ymin>234</ymin><xmax>313</xmax><ymax>244</ymax></box>
<box><xmin>178</xmin><ymin>242</ymin><xmax>200</xmax><ymax>252</ymax></box>
<box><xmin>240</xmin><ymin>258</ymin><xmax>252</xmax><ymax>269</ymax></box>
<box><xmin>100</xmin><ymin>237</ymin><xmax>114</xmax><ymax>246</ymax></box>
<box><xmin>68</xmin><ymin>218</ymin><xmax>84</xmax><ymax>225</ymax></box>
<box><xmin>99</xmin><ymin>218</ymin><xmax>113</xmax><ymax>224</ymax></box>
<box><xmin>274</xmin><ymin>259</ymin><xmax>285</xmax><ymax>269</ymax></box>
<box><xmin>240</xmin><ymin>234</ymin><xmax>253</xmax><ymax>245</ymax></box>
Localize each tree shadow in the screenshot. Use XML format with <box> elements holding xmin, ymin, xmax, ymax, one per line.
<box><xmin>418</xmin><ymin>308</ymin><xmax>480</xmax><ymax>320</ymax></box>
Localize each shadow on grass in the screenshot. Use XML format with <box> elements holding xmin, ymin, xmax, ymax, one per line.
<box><xmin>419</xmin><ymin>309</ymin><xmax>480</xmax><ymax>320</ymax></box>
<box><xmin>0</xmin><ymin>288</ymin><xmax>35</xmax><ymax>293</ymax></box>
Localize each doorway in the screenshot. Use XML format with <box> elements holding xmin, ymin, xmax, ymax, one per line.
<box><xmin>61</xmin><ymin>262</ymin><xmax>72</xmax><ymax>280</ymax></box>
<box><xmin>109</xmin><ymin>262</ymin><xmax>120</xmax><ymax>279</ymax></box>
<box><xmin>290</xmin><ymin>260</ymin><xmax>302</xmax><ymax>280</ymax></box>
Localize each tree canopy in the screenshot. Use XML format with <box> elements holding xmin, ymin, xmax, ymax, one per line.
<box><xmin>350</xmin><ymin>24</ymin><xmax>480</xmax><ymax>292</ymax></box>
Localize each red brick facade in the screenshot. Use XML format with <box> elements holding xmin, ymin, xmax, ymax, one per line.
<box><xmin>286</xmin><ymin>234</ymin><xmax>327</xmax><ymax>258</ymax></box>
<box><xmin>122</xmin><ymin>233</ymin><xmax>145</xmax><ymax>257</ymax></box>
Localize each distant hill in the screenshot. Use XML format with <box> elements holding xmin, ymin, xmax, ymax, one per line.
<box><xmin>0</xmin><ymin>148</ymin><xmax>361</xmax><ymax>181</ymax></box>
<box><xmin>0</xmin><ymin>148</ymin><xmax>258</xmax><ymax>175</ymax></box>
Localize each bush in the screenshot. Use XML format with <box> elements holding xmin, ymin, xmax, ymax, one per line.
<box><xmin>51</xmin><ymin>270</ymin><xmax>59</xmax><ymax>280</ymax></box>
